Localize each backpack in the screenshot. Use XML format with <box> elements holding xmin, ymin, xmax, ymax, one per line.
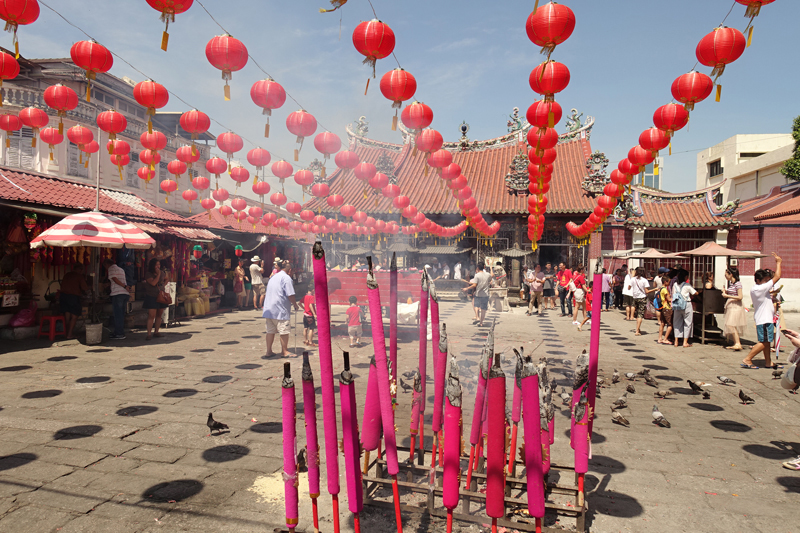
<box><xmin>672</xmin><ymin>284</ymin><xmax>687</xmax><ymax>311</ymax></box>
<box><xmin>653</xmin><ymin>291</ymin><xmax>662</xmax><ymax>310</ymax></box>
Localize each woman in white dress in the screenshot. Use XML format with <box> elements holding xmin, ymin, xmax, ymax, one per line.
<box><xmin>722</xmin><ymin>266</ymin><xmax>746</xmax><ymax>351</ymax></box>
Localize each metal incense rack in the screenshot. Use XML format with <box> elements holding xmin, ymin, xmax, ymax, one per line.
<box><xmin>362</xmin><ymin>445</ymin><xmax>587</xmax><ymax>532</ymax></box>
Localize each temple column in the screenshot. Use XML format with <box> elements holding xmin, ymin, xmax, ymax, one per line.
<box><xmin>714</xmin><ymin>229</ymin><xmax>729</xmax><ymax>286</ymax></box>
<box><xmin>631</xmin><ymin>228</ymin><xmax>645</xmax><ymax>268</ymax></box>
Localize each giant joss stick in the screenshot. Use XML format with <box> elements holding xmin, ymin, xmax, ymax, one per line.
<box><xmin>366</xmin><ymin>257</ymin><xmax>404</xmax><ymax>533</ymax></box>
<box><xmin>301</xmin><ymin>353</ymin><xmax>321</xmax><ymax>533</ymax></box>
<box><xmin>281</xmin><ymin>363</ymin><xmax>299</xmax><ymax>531</ymax></box>
<box><xmin>430</xmin><ymin>286</ymin><xmax>447</xmax><ymax>469</ymax></box>
<box><xmin>588</xmin><ymin>271</ymin><xmax>602</xmax><ymax>437</ymax></box>
<box><xmin>361</xmin><ymin>356</ymin><xmax>382</xmax><ymax>474</ymax></box>
<box><xmin>465</xmin><ymin>324</ymin><xmax>492</xmax><ymax>489</ymax></box>
<box><xmin>537</xmin><ymin>359</ymin><xmax>553</xmax><ymax>475</ymax></box>
<box><xmin>572</xmin><ymin>350</ymin><xmax>590</xmax><ymax>503</ymax></box>
<box><xmin>521</xmin><ymin>357</ymin><xmax>545</xmax><ymax>533</ymax></box>
<box><xmin>390</xmin><ymin>253</ymin><xmax>398</xmax><ymax>398</ymax></box>
<box><xmin>339</xmin><ymin>352</ymin><xmax>364</xmax><ymax>533</ymax></box>
<box><xmin>417</xmin><ymin>270</ymin><xmax>429</xmax><ymax>462</ymax></box>
<box><xmin>486</xmin><ymin>353</ymin><xmax>506</xmax><ymax>533</ymax></box>
<box><xmin>442</xmin><ymin>355</ymin><xmax>462</xmax><ymax>533</ymax></box>
<box><xmin>311</xmin><ymin>242</ymin><xmax>341</xmax><ymax>532</ymax></box>
<box><xmin>508</xmin><ymin>348</ymin><xmax>525</xmax><ymax>476</ymax></box>
<box><xmin>409</xmin><ymin>370</ymin><xmax>422</xmax><ymax>463</ymax></box>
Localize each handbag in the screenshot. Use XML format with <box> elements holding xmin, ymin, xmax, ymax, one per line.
<box><xmin>156</xmin><ymin>290</ymin><xmax>172</xmax><ymax>306</ymax></box>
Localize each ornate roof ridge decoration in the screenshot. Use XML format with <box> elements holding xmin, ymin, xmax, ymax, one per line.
<box><xmin>613</xmin><ymin>190</ymin><xmax>645</xmax><ymax>222</ymax></box>
<box><xmin>620</xmin><ymin>189</ymin><xmax>739</xmax><ymax>229</ymax></box>
<box><xmin>374</xmin><ymin>150</ymin><xmax>398</xmax><ymax>185</ymax></box>
<box><xmin>581</xmin><ymin>151</ymin><xmax>609</xmax><ymax>197</ymax></box>
<box><xmin>346</xmin><ymin>116</ymin><xmax>404</xmax><ymax>152</ymax></box>
<box><xmin>504</xmin><ymin>147</ymin><xmax>530</xmax><ymax>196</ymax></box>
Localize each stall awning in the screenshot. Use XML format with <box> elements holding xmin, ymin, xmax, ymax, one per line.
<box><xmin>130</xmin><ymin>222</ymin><xmax>220</xmax><ymax>241</ymax></box>
<box><xmin>386</xmin><ymin>242</ymin><xmax>419</xmax><ymax>253</ymax></box>
<box><xmin>341</xmin><ymin>246</ymin><xmax>373</xmax><ymax>256</ymax></box>
<box><xmin>418</xmin><ymin>246</ymin><xmax>472</xmax><ymax>255</ymax></box>
<box><xmin>498</xmin><ymin>246</ymin><xmax>534</xmax><ymax>258</ymax></box>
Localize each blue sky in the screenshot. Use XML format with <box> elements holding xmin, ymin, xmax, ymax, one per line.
<box><xmin>21</xmin><ymin>0</ymin><xmax>800</xmax><ymax>203</ymax></box>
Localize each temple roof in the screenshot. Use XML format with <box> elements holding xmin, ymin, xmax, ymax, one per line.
<box><xmin>619</xmin><ymin>184</ymin><xmax>739</xmax><ymax>229</ymax></box>
<box><xmin>736</xmin><ymin>183</ymin><xmax>800</xmax><ymax>224</ymax></box>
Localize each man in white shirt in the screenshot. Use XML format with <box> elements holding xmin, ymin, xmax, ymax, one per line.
<box><xmin>526</xmin><ymin>264</ymin><xmax>546</xmax><ymax>316</ymax></box>
<box><xmin>104</xmin><ymin>259</ymin><xmax>130</xmax><ymax>340</ymax></box>
<box><xmin>262</xmin><ymin>260</ymin><xmax>300</xmax><ymax>357</ymax></box>
<box><xmin>463</xmin><ymin>263</ymin><xmax>494</xmax><ymax>326</ymax></box>
<box><xmin>250</xmin><ymin>256</ymin><xmax>265</xmax><ymax>310</ymax></box>
<box><xmin>742</xmin><ymin>253</ymin><xmax>782</xmax><ymax>369</ymax></box>
<box><xmin>622</xmin><ymin>267</ymin><xmax>634</xmax><ymax>321</ymax></box>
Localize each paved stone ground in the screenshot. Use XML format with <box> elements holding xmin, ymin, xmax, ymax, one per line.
<box><xmin>0</xmin><ymin>299</ymin><xmax>798</xmax><ymax>532</ymax></box>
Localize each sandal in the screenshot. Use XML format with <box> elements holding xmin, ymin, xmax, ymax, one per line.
<box><xmin>740</xmin><ymin>363</ymin><xmax>759</xmax><ymax>369</ymax></box>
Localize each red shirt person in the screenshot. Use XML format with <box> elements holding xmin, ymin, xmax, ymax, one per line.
<box><xmin>556</xmin><ymin>262</ymin><xmax>573</xmax><ymax>317</ymax></box>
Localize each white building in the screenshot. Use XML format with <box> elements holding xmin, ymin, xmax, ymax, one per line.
<box><xmin>696</xmin><ymin>134</ymin><xmax>794</xmax><ymax>204</ymax></box>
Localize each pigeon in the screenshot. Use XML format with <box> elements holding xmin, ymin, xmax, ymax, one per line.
<box><xmin>687</xmin><ymin>380</ymin><xmax>705</xmax><ymax>394</ymax></box>
<box><xmin>297</xmin><ymin>446</ymin><xmax>308</xmax><ymax>472</ymax></box>
<box><xmin>611</xmin><ymin>408</ymin><xmax>630</xmax><ymax>427</ymax></box>
<box><xmin>573</xmin><ymin>389</ymin><xmax>588</xmax><ymax>422</ymax></box>
<box><xmin>626</xmin><ymin>383</ymin><xmax>636</xmax><ymax>394</ymax></box>
<box><xmin>702</xmin><ymin>391</ymin><xmax>711</xmax><ymax>400</ymax></box>
<box><xmin>717</xmin><ymin>376</ymin><xmax>736</xmax><ymax>385</ymax></box>
<box><xmin>654</xmin><ymin>390</ymin><xmax>675</xmax><ymax>399</ymax></box>
<box><xmin>612</xmin><ymin>392</ymin><xmax>628</xmax><ymax>409</ymax></box>
<box><xmin>652</xmin><ymin>405</ymin><xmax>671</xmax><ymax>428</ymax></box>
<box><xmin>560</xmin><ymin>387</ymin><xmax>571</xmax><ymax>406</ymax></box>
<box><xmin>597</xmin><ymin>376</ymin><xmax>606</xmax><ymax>387</ymax></box>
<box><xmin>644</xmin><ymin>375</ymin><xmax>659</xmax><ymax>388</ymax></box>
<box><xmin>595</xmin><ymin>388</ymin><xmax>602</xmax><ymax>399</ymax></box>
<box><xmin>402</xmin><ymin>371</ymin><xmax>416</xmax><ymax>379</ymax></box>
<box><xmin>772</xmin><ymin>369</ymin><xmax>784</xmax><ymax>379</ymax></box>
<box><xmin>612</xmin><ymin>369</ymin><xmax>620</xmax><ymax>384</ymax></box>
<box><xmin>739</xmin><ymin>389</ymin><xmax>755</xmax><ymax>405</ymax></box>
<box><xmin>625</xmin><ymin>372</ymin><xmax>637</xmax><ymax>381</ymax></box>
<box><xmin>637</xmin><ymin>368</ymin><xmax>651</xmax><ymax>377</ymax></box>
<box><xmin>399</xmin><ymin>377</ymin><xmax>413</xmax><ymax>393</ymax></box>
<box><xmin>207</xmin><ymin>413</ymin><xmax>229</xmax><ymax>435</ymax></box>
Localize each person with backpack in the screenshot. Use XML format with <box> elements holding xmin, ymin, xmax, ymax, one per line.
<box><xmin>631</xmin><ymin>267</ymin><xmax>656</xmax><ymax>336</ymax></box>
<box><xmin>671</xmin><ymin>270</ymin><xmax>697</xmax><ymax>348</ymax></box>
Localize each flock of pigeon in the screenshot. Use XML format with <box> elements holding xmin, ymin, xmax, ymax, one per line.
<box><xmin>596</xmin><ymin>368</ymin><xmax>755</xmax><ymax>429</ymax></box>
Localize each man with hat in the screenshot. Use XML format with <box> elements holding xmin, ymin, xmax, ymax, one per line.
<box><xmin>250</xmin><ymin>256</ymin><xmax>265</xmax><ymax>310</ymax></box>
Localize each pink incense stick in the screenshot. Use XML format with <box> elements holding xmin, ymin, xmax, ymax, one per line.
<box><xmin>281</xmin><ymin>363</ymin><xmax>299</xmax><ymax>531</ymax></box>
<box><xmin>537</xmin><ymin>360</ymin><xmax>553</xmax><ymax>475</ymax></box>
<box><xmin>339</xmin><ymin>352</ymin><xmax>364</xmax><ymax>528</ymax></box>
<box><xmin>390</xmin><ymin>253</ymin><xmax>398</xmax><ymax>398</ymax></box>
<box><xmin>521</xmin><ymin>359</ymin><xmax>545</xmax><ymax>524</ymax></box>
<box><xmin>409</xmin><ymin>370</ymin><xmax>421</xmax><ymax>463</ymax></box>
<box><xmin>572</xmin><ymin>386</ymin><xmax>590</xmax><ymax>475</ymax></box>
<box><xmin>311</xmin><ymin>242</ymin><xmax>340</xmax><ymax>508</ymax></box>
<box><xmin>485</xmin><ymin>354</ymin><xmax>506</xmax><ymax>521</ymax></box>
<box><xmin>366</xmin><ymin>257</ymin><xmax>403</xmax><ymax>533</ymax></box>
<box><xmin>443</xmin><ymin>355</ymin><xmax>462</xmax><ymax>533</ymax></box>
<box><xmin>508</xmin><ymin>348</ymin><xmax>524</xmax><ymax>475</ymax></box>
<box><xmin>417</xmin><ymin>270</ymin><xmax>429</xmax><ymax>452</ymax></box>
<box><xmin>587</xmin><ymin>271</ymin><xmax>602</xmax><ymax>438</ymax></box>
<box><xmin>301</xmin><ymin>353</ymin><xmax>321</xmax><ymax>532</ymax></box>
<box><xmin>465</xmin><ymin>325</ymin><xmax>493</xmax><ymax>489</ymax></box>
<box><xmin>430</xmin><ymin>282</ymin><xmax>443</xmax><ymax>432</ymax></box>
<box><xmin>361</xmin><ymin>356</ymin><xmax>382</xmax><ymax>454</ymax></box>
<box><xmin>571</xmin><ymin>351</ymin><xmax>590</xmax><ymax>451</ymax></box>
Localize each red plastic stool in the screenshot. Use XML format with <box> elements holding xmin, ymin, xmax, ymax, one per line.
<box><xmin>39</xmin><ymin>315</ymin><xmax>66</xmax><ymax>341</ymax></box>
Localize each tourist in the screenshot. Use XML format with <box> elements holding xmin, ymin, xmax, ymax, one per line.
<box><xmin>104</xmin><ymin>258</ymin><xmax>129</xmax><ymax>340</ymax></box>
<box><xmin>657</xmin><ymin>274</ymin><xmax>673</xmax><ymax>345</ymax></box>
<box><xmin>303</xmin><ymin>287</ymin><xmax>316</xmax><ymax>347</ymax></box>
<box><xmin>672</xmin><ymin>270</ymin><xmax>697</xmax><ymax>348</ymax></box>
<box><xmin>59</xmin><ymin>263</ymin><xmax>89</xmax><ymax>340</ymax></box>
<box><xmin>542</xmin><ymin>262</ymin><xmax>556</xmax><ymax>310</ymax></box>
<box><xmin>463</xmin><ymin>263</ymin><xmax>493</xmax><ymax>327</ymax></box>
<box><xmin>234</xmin><ymin>259</ymin><xmax>248</xmax><ymax>309</ymax></box>
<box><xmin>144</xmin><ymin>258</ymin><xmax>168</xmax><ymax>341</ymax></box>
<box><xmin>250</xmin><ymin>256</ymin><xmax>266</xmax><ymax>310</ymax></box>
<box><xmin>630</xmin><ymin>266</ymin><xmax>654</xmax><ymax>336</ymax></box>
<box><xmin>572</xmin><ymin>265</ymin><xmax>587</xmax><ymax>325</ymax></box>
<box><xmin>703</xmin><ymin>271</ymin><xmax>715</xmax><ymax>290</ymax></box>
<box><xmin>742</xmin><ymin>253</ymin><xmax>782</xmax><ymax>369</ymax></box>
<box><xmin>722</xmin><ymin>266</ymin><xmax>745</xmax><ymax>351</ymax></box>
<box><xmin>613</xmin><ymin>269</ymin><xmax>624</xmax><ymax>310</ymax></box>
<box><xmin>442</xmin><ymin>262</ymin><xmax>450</xmax><ymax>280</ymax></box>
<box><xmin>622</xmin><ymin>267</ymin><xmax>634</xmax><ymax>320</ymax></box>
<box><xmin>262</xmin><ymin>260</ymin><xmax>300</xmax><ymax>358</ymax></box>
<box><xmin>556</xmin><ymin>262</ymin><xmax>573</xmax><ymax>317</ymax></box>
<box><xmin>527</xmin><ymin>264</ymin><xmax>545</xmax><ymax>316</ymax></box>
<box><xmin>453</xmin><ymin>262</ymin><xmax>462</xmax><ymax>280</ymax></box>
<box><xmin>577</xmin><ymin>281</ymin><xmax>593</xmax><ymax>331</ymax></box>
<box><xmin>346</xmin><ymin>295</ymin><xmax>363</xmax><ymax>347</ymax></box>
<box><xmin>601</xmin><ymin>268</ymin><xmax>612</xmax><ymax>310</ymax></box>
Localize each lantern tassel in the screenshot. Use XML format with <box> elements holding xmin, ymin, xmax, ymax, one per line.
<box><xmin>715</xmin><ymin>84</ymin><xmax>722</xmax><ymax>102</ymax></box>
<box><xmin>265</xmin><ymin>123</ymin><xmax>270</xmax><ymax>137</ymax></box>
<box><xmin>161</xmin><ymin>29</ymin><xmax>170</xmax><ymax>52</ymax></box>
<box><xmin>533</xmin><ymin>0</ymin><xmax>539</xmax><ymax>14</ymax></box>
<box><xmin>745</xmin><ymin>4</ymin><xmax>761</xmax><ymax>18</ymax></box>
<box><xmin>669</xmin><ymin>142</ymin><xmax>672</xmax><ymax>156</ymax></box>
<box><xmin>224</xmin><ymin>84</ymin><xmax>231</xmax><ymax>101</ymax></box>
<box><xmin>118</xmin><ymin>165</ymin><xmax>123</xmax><ymax>180</ymax></box>
<box><xmin>392</xmin><ymin>114</ymin><xmax>398</xmax><ymax>131</ymax></box>
<box><xmin>364</xmin><ymin>78</ymin><xmax>370</xmax><ymax>96</ymax></box>
<box><xmin>747</xmin><ymin>26</ymin><xmax>753</xmax><ymax>47</ymax></box>
<box><xmin>294</xmin><ymin>149</ymin><xmax>299</xmax><ymax>162</ymax></box>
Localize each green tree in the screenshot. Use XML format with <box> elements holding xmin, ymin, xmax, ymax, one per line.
<box><xmin>780</xmin><ymin>115</ymin><xmax>800</xmax><ymax>182</ymax></box>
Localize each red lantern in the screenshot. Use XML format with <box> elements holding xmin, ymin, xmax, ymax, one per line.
<box><xmin>311</xmin><ymin>183</ymin><xmax>330</xmax><ymax>198</ymax></box>
<box><xmin>262</xmin><ymin>212</ymin><xmax>277</xmax><ymax>226</ymax></box>
<box><xmin>219</xmin><ymin>205</ymin><xmax>233</xmax><ymax>217</ymax></box>
<box><xmin>314</xmin><ymin>215</ymin><xmax>328</xmax><ymax>227</ymax></box>
<box><xmin>192</xmin><ymin>176</ymin><xmax>210</xmax><ymax>192</ymax></box>
<box><xmin>69</xmin><ymin>40</ymin><xmax>113</xmax><ymax>101</ymax></box>
<box><xmin>313</xmin><ymin>132</ymin><xmax>341</xmax><ymax>177</ymax></box>
<box><xmin>270</xmin><ymin>192</ymin><xmax>287</xmax><ymax>206</ymax></box>
<box><xmin>528</xmin><ymin>147</ymin><xmax>557</xmax><ymax>166</ymax></box>
<box><xmin>146</xmin><ymin>0</ymin><xmax>193</xmax><ymax>51</ymax></box>
<box><xmin>393</xmin><ymin>196</ymin><xmax>410</xmax><ymax>210</ymax></box>
<box><xmin>110</xmin><ymin>154</ymin><xmax>129</xmax><ymax>180</ymax></box>
<box><xmin>250</xmin><ymin>78</ymin><xmax>286</xmax><ymax>137</ymax></box>
<box><xmin>275</xmin><ymin>217</ymin><xmax>290</xmax><ymax>229</ymax></box>
<box><xmin>96</xmin><ymin>109</ymin><xmax>127</xmax><ymax>148</ymax></box>
<box><xmin>671</xmin><ymin>71</ymin><xmax>714</xmax><ymax>112</ymax></box>
<box><xmin>272</xmin><ymin>160</ymin><xmax>293</xmax><ymax>189</ymax></box>
<box><xmin>327</xmin><ymin>194</ymin><xmax>344</xmax><ymax>208</ymax></box>
<box><xmin>401</xmin><ymin>101</ymin><xmax>433</xmax><ymax>132</ymax></box>
<box><xmin>696</xmin><ymin>26</ymin><xmax>746</xmax><ymax>79</ymax></box>
<box><xmin>293</xmin><ymin>169</ymin><xmax>314</xmax><ymax>187</ymax></box>
<box><xmin>286</xmin><ymin>201</ymin><xmax>302</xmax><ymax>215</ymax></box>
<box><xmin>604</xmin><ymin>183</ymin><xmax>624</xmax><ymax>198</ymax></box>
<box><xmin>0</xmin><ymin>51</ymin><xmax>19</xmax><ymax>89</ymax></box>
<box><xmin>18</xmin><ymin>106</ymin><xmax>46</xmax><ymax>147</ymax></box>
<box><xmin>340</xmin><ymin>204</ymin><xmax>356</xmax><ymax>218</ymax></box>
<box><xmin>66</xmin><ymin>125</ymin><xmax>93</xmax><ymax>162</ymax></box>
<box><xmin>416</xmin><ymin>129</ymin><xmax>443</xmax><ymax>154</ymax></box>
<box><xmin>353</xmin><ymin>211</ymin><xmax>368</xmax><ymax>224</ymax></box>
<box><xmin>247</xmin><ymin>147</ymin><xmax>271</xmax><ymax>175</ymax></box>
<box><xmin>206</xmin><ymin>157</ymin><xmax>227</xmax><ymax>187</ymax></box>
<box><xmin>217</xmin><ymin>131</ymin><xmax>243</xmax><ymax>162</ymax></box>
<box><xmin>628</xmin><ymin>146</ymin><xmax>654</xmax><ymax>171</ymax></box>
<box><xmin>200</xmin><ymin>198</ymin><xmax>215</xmax><ymax>217</ymax></box>
<box><xmin>179</xmin><ymin>109</ymin><xmax>210</xmax><ymax>153</ymax></box>
<box><xmin>529</xmin><ymin>61</ymin><xmax>570</xmax><ymax>99</ymax></box>
<box><xmin>352</xmin><ymin>19</ymin><xmax>395</xmax><ymax>78</ymax></box>
<box><xmin>176</xmin><ymin>145</ymin><xmax>200</xmax><ymax>169</ymax></box>
<box><xmin>638</xmin><ymin>128</ymin><xmax>670</xmax><ymax>154</ymax></box>
<box><xmin>286</xmin><ymin>110</ymin><xmax>317</xmax><ymax>160</ymax></box>
<box><xmin>0</xmin><ymin>0</ymin><xmax>39</xmax><ymax>57</ymax></box>
<box><xmin>139</xmin><ymin>149</ymin><xmax>160</xmax><ymax>170</ymax></box>
<box><xmin>133</xmin><ymin>80</ymin><xmax>169</xmax><ymax>132</ymax></box>
<box><xmin>252</xmin><ymin>180</ymin><xmax>270</xmax><ymax>204</ymax></box>
<box><xmin>39</xmin><ymin>126</ymin><xmax>62</xmax><ymax>160</ymax></box>
<box><xmin>43</xmin><ymin>84</ymin><xmax>77</xmax><ymax>134</ymax></box>
<box><xmin>527</xmin><ymin>99</ymin><xmax>562</xmax><ymax>129</ymax></box>
<box><xmin>618</xmin><ymin>159</ymin><xmax>639</xmax><ymax>176</ymax></box>
<box><xmin>527</xmin><ymin>127</ymin><xmax>558</xmax><ymax>152</ymax></box>
<box><xmin>140</xmin><ymin>130</ymin><xmax>167</xmax><ymax>151</ymax></box>
<box><xmin>609</xmin><ymin>169</ymin><xmax>629</xmax><ymax>186</ymax></box>
<box><xmin>212</xmin><ymin>188</ymin><xmax>229</xmax><ymax>202</ymax></box>
<box><xmin>597</xmin><ymin>195</ymin><xmax>617</xmax><ymax>212</ymax></box>
<box><xmin>382</xmin><ymin>184</ymin><xmax>400</xmax><ymax>199</ymax></box>
<box><xmin>231</xmin><ymin>198</ymin><xmax>247</xmax><ymax>212</ymax></box>
<box><xmin>380</xmin><ymin>68</ymin><xmax>416</xmax><ymax>129</ymax></box>
<box><xmin>335</xmin><ymin>150</ymin><xmax>359</xmax><ymax>170</ymax></box>
<box><xmin>354</xmin><ymin>162</ymin><xmax>377</xmax><ymax>182</ymax></box>
<box><xmin>653</xmin><ymin>103</ymin><xmax>689</xmax><ymax>137</ymax></box>
<box><xmin>427</xmin><ymin>149</ymin><xmax>452</xmax><ymax>173</ymax></box>
<box><xmin>168</xmin><ymin>159</ymin><xmax>187</xmax><ymax>182</ymax></box>
<box><xmin>230</xmin><ymin>166</ymin><xmax>250</xmax><ymax>189</ymax></box>
<box><xmin>137</xmin><ymin>166</ymin><xmax>155</xmax><ymax>184</ymax></box>
<box><xmin>107</xmin><ymin>139</ymin><xmax>130</xmax><ymax>156</ymax></box>
<box><xmin>248</xmin><ymin>206</ymin><xmax>263</xmax><ymax>220</ymax></box>
<box><xmin>182</xmin><ymin>189</ymin><xmax>198</xmax><ymax>210</ymax></box>
<box><xmin>525</xmin><ymin>2</ymin><xmax>576</xmax><ymax>56</ymax></box>
<box><xmin>0</xmin><ymin>113</ymin><xmax>21</xmax><ymax>147</ymax></box>
<box><xmin>300</xmin><ymin>209</ymin><xmax>315</xmax><ymax>221</ymax></box>
<box><xmin>441</xmin><ymin>163</ymin><xmax>461</xmax><ymax>181</ymax></box>
<box><xmin>205</xmin><ymin>34</ymin><xmax>248</xmax><ymax>100</ymax></box>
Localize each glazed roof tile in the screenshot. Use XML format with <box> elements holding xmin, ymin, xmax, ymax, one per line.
<box><xmin>629</xmin><ymin>187</ymin><xmax>737</xmax><ymax>228</ymax></box>
<box><xmin>305</xmin><ymin>137</ymin><xmax>596</xmax><ymax>216</ymax></box>
<box><xmin>753</xmin><ymin>194</ymin><xmax>800</xmax><ymax>221</ymax></box>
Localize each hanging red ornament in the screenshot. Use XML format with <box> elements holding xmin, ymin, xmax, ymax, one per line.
<box><xmin>299</xmin><ymin>209</ymin><xmax>314</xmax><ymax>222</ymax></box>
<box><xmin>176</xmin><ymin>145</ymin><xmax>200</xmax><ymax>169</ymax></box>
<box><xmin>628</xmin><ymin>145</ymin><xmax>655</xmax><ymax>172</ymax></box>
<box><xmin>217</xmin><ymin>131</ymin><xmax>243</xmax><ymax>165</ymax></box>
<box><xmin>326</xmin><ymin>194</ymin><xmax>344</xmax><ymax>208</ymax></box>
<box><xmin>653</xmin><ymin>103</ymin><xmax>689</xmax><ymax>137</ymax></box>
<box><xmin>140</xmin><ymin>130</ymin><xmax>167</xmax><ymax>152</ymax></box>
<box><xmin>529</xmin><ymin>60</ymin><xmax>570</xmax><ymax>100</ymax></box>
<box><xmin>146</xmin><ymin>0</ymin><xmax>193</xmax><ymax>51</ymax></box>
<box><xmin>311</xmin><ymin>183</ymin><xmax>330</xmax><ymax>198</ymax></box>
<box><xmin>427</xmin><ymin>149</ymin><xmax>452</xmax><ymax>174</ymax></box>
<box><xmin>0</xmin><ymin>112</ymin><xmax>21</xmax><ymax>147</ymax></box>
<box><xmin>293</xmin><ymin>169</ymin><xmax>314</xmax><ymax>187</ymax></box>
<box><xmin>66</xmin><ymin>125</ymin><xmax>93</xmax><ymax>161</ymax></box>
<box><xmin>340</xmin><ymin>204</ymin><xmax>356</xmax><ymax>218</ymax></box>
<box><xmin>110</xmin><ymin>154</ymin><xmax>129</xmax><ymax>180</ymax></box>
<box><xmin>381</xmin><ymin>183</ymin><xmax>400</xmax><ymax>199</ymax></box>
<box><xmin>335</xmin><ymin>150</ymin><xmax>359</xmax><ymax>170</ymax></box>
<box><xmin>441</xmin><ymin>163</ymin><xmax>461</xmax><ymax>181</ymax></box>
<box><xmin>231</xmin><ymin>198</ymin><xmax>247</xmax><ymax>212</ymax></box>
<box><xmin>617</xmin><ymin>159</ymin><xmax>640</xmax><ymax>177</ymax></box>
<box><xmin>43</xmin><ymin>84</ymin><xmax>78</xmax><ymax>134</ymax></box>
<box><xmin>139</xmin><ymin>149</ymin><xmax>161</xmax><ymax>170</ymax></box>
<box><xmin>695</xmin><ymin>26</ymin><xmax>746</xmax><ymax>101</ymax></box>
<box><xmin>401</xmin><ymin>101</ymin><xmax>433</xmax><ymax>133</ymax></box>
<box><xmin>0</xmin><ymin>0</ymin><xmax>39</xmax><ymax>58</ymax></box>
<box><xmin>354</xmin><ymin>162</ymin><xmax>377</xmax><ymax>182</ymax></box>
<box><xmin>206</xmin><ymin>156</ymin><xmax>227</xmax><ymax>188</ymax></box>
<box><xmin>248</xmin><ymin>206</ymin><xmax>263</xmax><ymax>220</ymax></box>
<box><xmin>39</xmin><ymin>126</ymin><xmax>62</xmax><ymax>160</ymax></box>
<box><xmin>415</xmin><ymin>129</ymin><xmax>443</xmax><ymax>175</ymax></box>
<box><xmin>138</xmin><ymin>166</ymin><xmax>156</xmax><ymax>184</ymax></box>
<box><xmin>252</xmin><ymin>180</ymin><xmax>270</xmax><ymax>205</ymax></box>
<box><xmin>0</xmin><ymin>51</ymin><xmax>19</xmax><ymax>93</ymax></box>
<box><xmin>286</xmin><ymin>110</ymin><xmax>317</xmax><ymax>161</ymax></box>
<box><xmin>230</xmin><ymin>165</ymin><xmax>250</xmax><ymax>189</ymax></box>
<box><xmin>182</xmin><ymin>189</ymin><xmax>198</xmax><ymax>211</ymax></box>
<box><xmin>219</xmin><ymin>205</ymin><xmax>233</xmax><ymax>217</ymax></box>
<box><xmin>133</xmin><ymin>80</ymin><xmax>169</xmax><ymax>133</ymax></box>
<box><xmin>167</xmin><ymin>159</ymin><xmax>187</xmax><ymax>185</ymax></box>
<box><xmin>352</xmin><ymin>19</ymin><xmax>395</xmax><ymax>82</ymax></box>
<box><xmin>200</xmin><ymin>198</ymin><xmax>215</xmax><ymax>218</ymax></box>
<box><xmin>368</xmin><ymin>172</ymin><xmax>389</xmax><ymax>190</ymax></box>
<box><xmin>270</xmin><ymin>192</ymin><xmax>287</xmax><ymax>206</ymax></box>
<box><xmin>527</xmin><ymin>99</ymin><xmax>562</xmax><ymax>129</ymax></box>
<box><xmin>526</xmin><ymin>127</ymin><xmax>558</xmax><ymax>152</ymax></box>
<box><xmin>18</xmin><ymin>106</ymin><xmax>46</xmax><ymax>147</ymax></box>
<box><xmin>212</xmin><ymin>187</ymin><xmax>229</xmax><ymax>202</ymax></box>
<box><xmin>206</xmin><ymin>34</ymin><xmax>248</xmax><ymax>100</ymax></box>
<box><xmin>285</xmin><ymin>202</ymin><xmax>302</xmax><ymax>215</ymax></box>
<box><xmin>525</xmin><ymin>1</ymin><xmax>576</xmax><ymax>57</ymax></box>
<box><xmin>69</xmin><ymin>40</ymin><xmax>113</xmax><ymax>102</ymax></box>
<box><xmin>179</xmin><ymin>109</ymin><xmax>210</xmax><ymax>155</ymax></box>
<box><xmin>313</xmin><ymin>131</ymin><xmax>341</xmax><ymax>177</ymax></box>
<box><xmin>671</xmin><ymin>71</ymin><xmax>714</xmax><ymax>112</ymax></box>
<box><xmin>192</xmin><ymin>176</ymin><xmax>210</xmax><ymax>192</ymax></box>
<box><xmin>393</xmin><ymin>195</ymin><xmax>410</xmax><ymax>210</ymax></box>
<box><xmin>262</xmin><ymin>212</ymin><xmax>277</xmax><ymax>226</ymax></box>
<box><xmin>604</xmin><ymin>182</ymin><xmax>625</xmax><ymax>198</ymax></box>
<box><xmin>609</xmin><ymin>169</ymin><xmax>630</xmax><ymax>186</ymax></box>
<box><xmin>247</xmin><ymin>147</ymin><xmax>271</xmax><ymax>177</ymax></box>
<box><xmin>96</xmin><ymin>109</ymin><xmax>127</xmax><ymax>148</ymax></box>
<box><xmin>271</xmin><ymin>160</ymin><xmax>293</xmax><ymax>191</ymax></box>
<box><xmin>250</xmin><ymin>78</ymin><xmax>285</xmax><ymax>137</ymax></box>
<box><xmin>107</xmin><ymin>139</ymin><xmax>130</xmax><ymax>156</ymax></box>
<box><xmin>380</xmin><ymin>68</ymin><xmax>416</xmax><ymax>130</ymax></box>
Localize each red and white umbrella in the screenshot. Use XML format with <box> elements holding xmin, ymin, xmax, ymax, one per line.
<box><xmin>30</xmin><ymin>212</ymin><xmax>155</xmax><ymax>249</ymax></box>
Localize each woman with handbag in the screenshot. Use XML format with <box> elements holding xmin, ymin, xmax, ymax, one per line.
<box><xmin>144</xmin><ymin>258</ymin><xmax>169</xmax><ymax>341</ymax></box>
<box><xmin>722</xmin><ymin>266</ymin><xmax>746</xmax><ymax>351</ymax></box>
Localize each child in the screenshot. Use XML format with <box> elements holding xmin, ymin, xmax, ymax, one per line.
<box><xmin>657</xmin><ymin>275</ymin><xmax>673</xmax><ymax>345</ymax></box>
<box><xmin>303</xmin><ymin>288</ymin><xmax>317</xmax><ymax>347</ymax></box>
<box><xmin>346</xmin><ymin>295</ymin><xmax>363</xmax><ymax>347</ymax></box>
<box><xmin>578</xmin><ymin>281</ymin><xmax>593</xmax><ymax>331</ymax></box>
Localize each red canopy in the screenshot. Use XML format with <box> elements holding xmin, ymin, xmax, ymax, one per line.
<box><xmin>30</xmin><ymin>212</ymin><xmax>155</xmax><ymax>249</ymax></box>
